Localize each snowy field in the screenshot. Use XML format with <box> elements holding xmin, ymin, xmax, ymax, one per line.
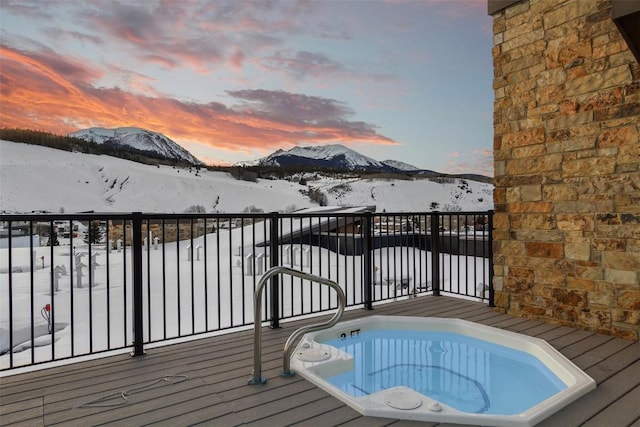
<box><xmin>0</xmin><ymin>140</ymin><xmax>493</xmax><ymax>214</ymax></box>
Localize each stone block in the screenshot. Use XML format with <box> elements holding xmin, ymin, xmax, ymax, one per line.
<box><xmin>522</xmin><ymin>305</ymin><xmax>549</xmax><ymax>317</ymax></box>
<box><xmin>593</xmin><ymin>39</ymin><xmax>628</xmax><ymax>60</ymax></box>
<box><xmin>592</xmin><ymin>238</ymin><xmax>626</xmax><ymax>251</ymax></box>
<box><xmin>509</xmin><ymin>201</ymin><xmax>553</xmax><ymax>213</ymax></box>
<box><xmin>612</xmin><ymin>309</ymin><xmax>640</xmax><ymax>325</ymax></box>
<box><xmin>543</xmin><ymin>183</ymin><xmax>578</xmax><ymax>201</ymax></box>
<box><xmin>565</xmin><ymin>239</ymin><xmax>591</xmax><ymax>261</ymax></box>
<box><xmin>602</xmin><ymin>252</ymin><xmax>640</xmax><ymax>271</ymax></box>
<box><xmin>615</xmin><ymin>194</ymin><xmax>640</xmax><ymax>212</ymax></box>
<box><xmin>511</xmin><ymin>213</ymin><xmax>555</xmax><ymax>230</ymax></box>
<box><xmin>594</xmin><ymin>102</ymin><xmax>640</xmax><ymax>121</ymax></box>
<box><xmin>493</xmin><ymin>213</ymin><xmax>510</xmax><ymax>230</ymax></box>
<box><xmin>513</xmin><ymin>144</ymin><xmax>547</xmax><ymax>158</ymax></box>
<box><xmin>543</xmin><ymin>1</ymin><xmax>598</xmax><ymax>30</ymax></box>
<box><xmin>526</xmin><ymin>241</ymin><xmax>564</xmax><ymax>258</ymax></box>
<box><xmin>621</xmin><ymin>214</ymin><xmax>640</xmax><ymax>224</ymax></box>
<box><xmin>556</xmin><ymin>214</ymin><xmax>595</xmax><ymax>231</ymax></box>
<box><xmin>553</xmin><ymin>200</ymin><xmax>599</xmax><ymax>214</ymax></box>
<box><xmin>578</xmin><ymin>308</ymin><xmax>611</xmax><ymax>329</ymax></box>
<box><xmin>617</xmin><ymin>291</ymin><xmax>640</xmax><ymax>310</ymax></box>
<box><xmin>566</xmin><ymin>276</ymin><xmax>595</xmax><ymax>291</ymax></box>
<box><xmin>516</xmin><ymin>229</ymin><xmax>565</xmax><ymax>243</ymax></box>
<box><xmin>544</xmin><ymin>111</ymin><xmax>593</xmax><ymax>132</ymax></box>
<box><xmin>566</xmin><ymin>64</ymin><xmax>587</xmax><ymax>80</ymax></box>
<box><xmin>588</xmin><ymin>289</ymin><xmax>614</xmax><ymax>306</ymax></box>
<box><xmin>596</xmin><ymin>213</ymin><xmax>621</xmax><ymax>225</ymax></box>
<box><xmin>558</xmin><ymin>40</ymin><xmax>592</xmax><ymax>68</ymax></box>
<box><xmin>501</xmin><ymin>240</ymin><xmax>527</xmax><ymax>256</ymax></box>
<box><xmin>502</xmin><ymin>29</ymin><xmax>545</xmax><ymax>53</ymax></box>
<box><xmin>537</xmin><ymin>68</ymin><xmax>566</xmax><ymax>87</ymax></box>
<box><xmin>506</xmin><ymin>153</ymin><xmax>563</xmax><ymax>175</ymax></box>
<box><xmin>547</xmin><ymin>136</ymin><xmax>596</xmax><ymax>153</ymax></box>
<box><xmin>566</xmin><ymin>65</ymin><xmax>632</xmax><ymax>97</ymax></box>
<box><xmin>494</xmin><ymin>291</ymin><xmax>509</xmax><ymax>308</ymax></box>
<box><xmin>604</xmin><ymin>269</ymin><xmax>639</xmax><ymax>285</ymax></box>
<box><xmin>501</xmin><ymin>126</ymin><xmax>545</xmax><ymax>149</ymax></box>
<box><xmin>598</xmin><ymin>126</ymin><xmax>638</xmax><ymax>148</ymax></box>
<box><xmin>537</xmin><ymin>84</ymin><xmax>565</xmax><ymax>105</ymax></box>
<box><xmin>616</xmin><ymin>144</ymin><xmax>640</xmax><ymax>165</ymax></box>
<box><xmin>558</xmin><ymin>99</ymin><xmax>579</xmax><ymax>114</ymax></box>
<box><xmin>573</xmin><ymin>264</ymin><xmax>604</xmax><ymax>281</ymax></box>
<box><xmin>554</xmin><ymin>305</ymin><xmax>581</xmax><ymax>323</ymax></box>
<box><xmin>506</xmin><ymin>187</ymin><xmax>521</xmax><ymax>203</ymax></box>
<box><xmin>521</xmin><ymin>185</ymin><xmax>542</xmax><ymax>201</ymax></box>
<box><xmin>579</xmin><ymin>86</ymin><xmax>624</xmax><ymax>111</ymax></box>
<box><xmin>510</xmin><ymin>266</ymin><xmax>534</xmax><ymax>279</ymax></box>
<box><xmin>505</xmin><ymin>276</ymin><xmax>534</xmax><ymax>292</ymax></box>
<box><xmin>553</xmin><ymin>288</ymin><xmax>588</xmax><ymax>307</ymax></box>
<box><xmin>562</xmin><ymin>157</ymin><xmax>616</xmax><ymax>177</ymax></box>
<box><xmin>535</xmin><ymin>269</ymin><xmax>565</xmax><ymax>287</ymax></box>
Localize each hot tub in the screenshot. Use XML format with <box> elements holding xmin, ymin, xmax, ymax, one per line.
<box><xmin>290</xmin><ymin>315</ymin><xmax>596</xmax><ymax>427</ymax></box>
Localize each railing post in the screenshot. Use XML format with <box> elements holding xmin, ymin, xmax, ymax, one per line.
<box><xmin>363</xmin><ymin>212</ymin><xmax>373</xmax><ymax>310</ymax></box>
<box><xmin>430</xmin><ymin>212</ymin><xmax>440</xmax><ymax>296</ymax></box>
<box><xmin>269</xmin><ymin>212</ymin><xmax>280</xmax><ymax>328</ymax></box>
<box><xmin>131</xmin><ymin>212</ymin><xmax>145</xmax><ymax>356</ymax></box>
<box><xmin>487</xmin><ymin>210</ymin><xmax>495</xmax><ymax>307</ymax></box>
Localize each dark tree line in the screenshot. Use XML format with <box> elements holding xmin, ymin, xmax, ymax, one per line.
<box><xmin>0</xmin><ymin>128</ymin><xmax>196</xmax><ymax>167</ymax></box>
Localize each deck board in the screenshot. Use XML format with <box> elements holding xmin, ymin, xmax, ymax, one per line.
<box><xmin>582</xmin><ymin>385</ymin><xmax>640</xmax><ymax>427</ymax></box>
<box><xmin>1</xmin><ymin>295</ymin><xmax>639</xmax><ymax>427</ymax></box>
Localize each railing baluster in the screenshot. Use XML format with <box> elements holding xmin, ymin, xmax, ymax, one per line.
<box><xmin>269</xmin><ymin>212</ymin><xmax>280</xmax><ymax>328</ymax></box>
<box><xmin>488</xmin><ymin>210</ymin><xmax>495</xmax><ymax>307</ymax></box>
<box><xmin>431</xmin><ymin>212</ymin><xmax>440</xmax><ymax>296</ymax></box>
<box><xmin>29</xmin><ymin>221</ymin><xmax>34</xmax><ymax>364</ymax></box>
<box><xmin>131</xmin><ymin>212</ymin><xmax>144</xmax><ymax>357</ymax></box>
<box><xmin>106</xmin><ymin>220</ymin><xmax>111</xmax><ymax>348</ymax></box>
<box><xmin>363</xmin><ymin>212</ymin><xmax>373</xmax><ymax>310</ymax></box>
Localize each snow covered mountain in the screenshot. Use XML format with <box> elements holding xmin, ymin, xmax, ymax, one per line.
<box><xmin>69</xmin><ymin>127</ymin><xmax>203</xmax><ymax>165</ymax></box>
<box><xmin>0</xmin><ymin>140</ymin><xmax>494</xmax><ymax>214</ymax></box>
<box><xmin>381</xmin><ymin>159</ymin><xmax>422</xmax><ymax>172</ymax></box>
<box><xmin>239</xmin><ymin>144</ymin><xmax>412</xmax><ymax>172</ymax></box>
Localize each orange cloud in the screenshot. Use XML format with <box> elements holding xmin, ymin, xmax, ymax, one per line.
<box><xmin>0</xmin><ymin>45</ymin><xmax>396</xmax><ymax>161</ymax></box>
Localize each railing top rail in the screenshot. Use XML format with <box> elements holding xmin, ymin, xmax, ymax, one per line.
<box><xmin>1</xmin><ymin>210</ymin><xmax>494</xmax><ymax>222</ymax></box>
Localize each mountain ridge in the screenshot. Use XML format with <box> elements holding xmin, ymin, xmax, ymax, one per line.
<box><xmin>70</xmin><ymin>127</ymin><xmax>203</xmax><ymax>166</ymax></box>
<box><xmin>237</xmin><ymin>144</ymin><xmax>492</xmax><ymax>183</ymax></box>
<box><xmin>1</xmin><ymin>127</ymin><xmax>491</xmax><ymax>183</ymax></box>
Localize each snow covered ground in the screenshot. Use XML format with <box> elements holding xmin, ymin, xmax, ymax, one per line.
<box><xmin>0</xmin><ymin>140</ymin><xmax>493</xmax><ymax>214</ymax></box>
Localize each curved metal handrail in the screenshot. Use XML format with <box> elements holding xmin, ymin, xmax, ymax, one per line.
<box><xmin>249</xmin><ymin>266</ymin><xmax>346</xmax><ymax>385</ymax></box>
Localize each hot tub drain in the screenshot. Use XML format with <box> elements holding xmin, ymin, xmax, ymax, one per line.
<box><xmin>384</xmin><ymin>390</ymin><xmax>422</xmax><ymax>410</ymax></box>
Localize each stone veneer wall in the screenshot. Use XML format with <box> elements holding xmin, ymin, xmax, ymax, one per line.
<box><xmin>491</xmin><ymin>0</ymin><xmax>640</xmax><ymax>339</ymax></box>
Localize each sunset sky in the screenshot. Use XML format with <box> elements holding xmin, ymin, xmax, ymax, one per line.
<box><xmin>0</xmin><ymin>0</ymin><xmax>494</xmax><ymax>175</ymax></box>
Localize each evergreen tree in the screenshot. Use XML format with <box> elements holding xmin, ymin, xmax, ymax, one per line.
<box><xmin>84</xmin><ymin>221</ymin><xmax>104</xmax><ymax>244</ymax></box>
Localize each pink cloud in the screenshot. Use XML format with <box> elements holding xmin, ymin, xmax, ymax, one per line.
<box><xmin>1</xmin><ymin>45</ymin><xmax>396</xmax><ymax>162</ymax></box>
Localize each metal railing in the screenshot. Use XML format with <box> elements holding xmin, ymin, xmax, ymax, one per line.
<box><xmin>0</xmin><ymin>210</ymin><xmax>493</xmax><ymax>371</ymax></box>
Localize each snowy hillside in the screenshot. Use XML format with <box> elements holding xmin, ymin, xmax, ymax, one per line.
<box><xmin>70</xmin><ymin>127</ymin><xmax>203</xmax><ymax>165</ymax></box>
<box><xmin>0</xmin><ymin>140</ymin><xmax>493</xmax><ymax>214</ymax></box>
<box><xmin>381</xmin><ymin>159</ymin><xmax>422</xmax><ymax>172</ymax></box>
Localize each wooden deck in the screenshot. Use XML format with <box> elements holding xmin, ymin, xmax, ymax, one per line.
<box><xmin>1</xmin><ymin>295</ymin><xmax>639</xmax><ymax>427</ymax></box>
